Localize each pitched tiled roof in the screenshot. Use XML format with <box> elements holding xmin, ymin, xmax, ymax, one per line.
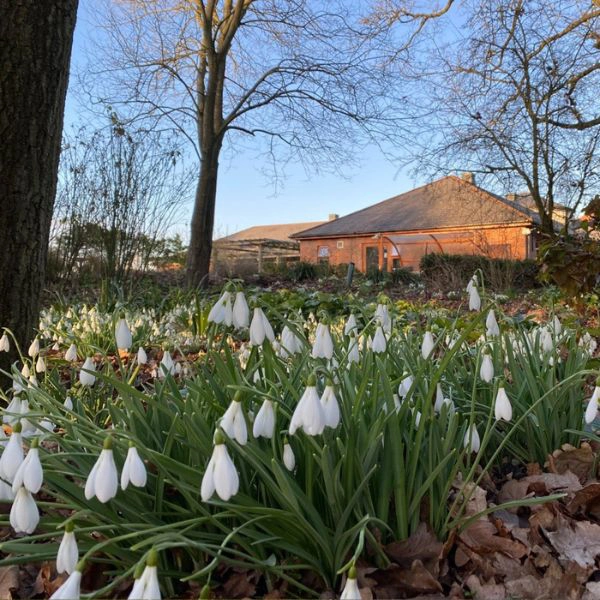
<box><xmin>292</xmin><ymin>176</ymin><xmax>537</xmax><ymax>239</ymax></box>
<box><xmin>217</xmin><ymin>221</ymin><xmax>325</xmax><ymax>243</ymax></box>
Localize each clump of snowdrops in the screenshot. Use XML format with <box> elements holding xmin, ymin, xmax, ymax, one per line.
<box><xmin>0</xmin><ymin>278</ymin><xmax>595</xmax><ymax>598</ymax></box>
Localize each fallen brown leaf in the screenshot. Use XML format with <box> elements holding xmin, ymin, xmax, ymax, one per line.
<box><xmin>547</xmin><ymin>443</ymin><xmax>595</xmax><ymax>483</ymax></box>
<box><xmin>371</xmin><ymin>560</ymin><xmax>443</xmax><ymax>596</ymax></box>
<box><xmin>544</xmin><ymin>520</ymin><xmax>600</xmax><ymax>567</ymax></box>
<box><xmin>0</xmin><ymin>566</ymin><xmax>19</xmax><ymax>600</ymax></box>
<box><xmin>567</xmin><ymin>482</ymin><xmax>600</xmax><ymax>518</ymax></box>
<box><xmin>384</xmin><ymin>523</ymin><xmax>443</xmax><ymax>572</ymax></box>
<box><xmin>459</xmin><ymin>518</ymin><xmax>528</xmax><ymax>559</ymax></box>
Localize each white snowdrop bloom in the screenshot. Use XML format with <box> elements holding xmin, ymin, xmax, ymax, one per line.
<box><xmin>137</xmin><ymin>347</ymin><xmax>148</xmax><ymax>365</ymax></box>
<box><xmin>12</xmin><ymin>440</ymin><xmax>43</xmax><ymax>494</ymax></box>
<box><xmin>398</xmin><ymin>374</ymin><xmax>414</xmax><ymax>399</ymax></box>
<box><xmin>280</xmin><ymin>325</ymin><xmax>303</xmax><ymax>358</ymax></box>
<box><xmin>552</xmin><ymin>315</ymin><xmax>562</xmax><ymax>336</ymax></box>
<box><xmin>35</xmin><ymin>355</ymin><xmax>46</xmax><ymax>373</ymax></box>
<box><xmin>283</xmin><ymin>442</ymin><xmax>295</xmax><ymax>471</ymax></box>
<box><xmin>340</xmin><ymin>566</ymin><xmax>361</xmax><ymax>600</ymax></box>
<box><xmin>253</xmin><ymin>399</ymin><xmax>276</xmax><ymax>439</ymax></box>
<box><xmin>469</xmin><ymin>287</ymin><xmax>481</xmax><ymax>311</ymax></box>
<box><xmin>50</xmin><ymin>566</ymin><xmax>82</xmax><ymax>600</ymax></box>
<box><xmin>56</xmin><ymin>524</ymin><xmax>78</xmax><ymax>575</ymax></box>
<box><xmin>220</xmin><ymin>397</ymin><xmax>248</xmax><ymax>445</ymax></box>
<box><xmin>464</xmin><ymin>424</ymin><xmax>481</xmax><ymax>453</ymax></box>
<box><xmin>371</xmin><ymin>326</ymin><xmax>387</xmax><ymax>353</ymax></box>
<box><xmin>480</xmin><ymin>354</ymin><xmax>494</xmax><ymax>383</ymax></box>
<box><xmin>85</xmin><ymin>438</ymin><xmax>119</xmax><ymax>503</ymax></box>
<box><xmin>28</xmin><ymin>338</ymin><xmax>40</xmax><ymax>358</ymax></box>
<box><xmin>585</xmin><ymin>386</ymin><xmax>600</xmax><ymax>424</ymax></box>
<box><xmin>312</xmin><ymin>323</ymin><xmax>334</xmax><ymax>360</ymax></box>
<box><xmin>174</xmin><ymin>362</ymin><xmax>182</xmax><ymax>375</ymax></box>
<box><xmin>494</xmin><ymin>386</ymin><xmax>512</xmax><ymax>422</ymax></box>
<box><xmin>344</xmin><ymin>314</ymin><xmax>358</xmax><ymax>336</ymax></box>
<box><xmin>434</xmin><ymin>384</ymin><xmax>446</xmax><ymax>413</ymax></box>
<box><xmin>289</xmin><ymin>376</ymin><xmax>326</xmax><ymax>436</ymax></box>
<box><xmin>64</xmin><ymin>343</ymin><xmax>78</xmax><ymax>362</ymax></box>
<box><xmin>238</xmin><ymin>343</ymin><xmax>251</xmax><ymax>369</ymax></box>
<box><xmin>129</xmin><ymin>549</ymin><xmax>161</xmax><ymax>600</ymax></box>
<box><xmin>52</xmin><ymin>342</ymin><xmax>60</xmax><ymax>351</ymax></box>
<box><xmin>115</xmin><ymin>317</ymin><xmax>133</xmax><ymax>351</ymax></box>
<box><xmin>579</xmin><ymin>332</ymin><xmax>598</xmax><ymax>356</ymax></box>
<box><xmin>541</xmin><ymin>328</ymin><xmax>554</xmax><ymax>353</ymax></box>
<box><xmin>21</xmin><ymin>363</ymin><xmax>30</xmax><ymax>378</ymax></box>
<box><xmin>347</xmin><ymin>337</ymin><xmax>360</xmax><ymax>364</ymax></box>
<box><xmin>207</xmin><ymin>291</ymin><xmax>231</xmax><ymax>325</ymax></box>
<box><xmin>320</xmin><ymin>385</ymin><xmax>340</xmax><ymax>429</ymax></box>
<box><xmin>375</xmin><ymin>303</ymin><xmax>392</xmax><ymax>334</ymax></box>
<box><xmin>159</xmin><ymin>351</ymin><xmax>174</xmax><ymax>378</ymax></box>
<box><xmin>0</xmin><ymin>424</ymin><xmax>24</xmax><ymax>486</ymax></box>
<box><xmin>232</xmin><ymin>292</ymin><xmax>250</xmax><ymax>329</ymax></box>
<box><xmin>422</xmin><ymin>331</ymin><xmax>435</xmax><ymax>359</ymax></box>
<box><xmin>466</xmin><ymin>274</ymin><xmax>477</xmax><ymax>293</ymax></box>
<box><xmin>486</xmin><ymin>310</ymin><xmax>500</xmax><ymax>336</ymax></box>
<box><xmin>64</xmin><ymin>396</ymin><xmax>74</xmax><ymax>411</ymax></box>
<box><xmin>3</xmin><ymin>396</ymin><xmax>23</xmax><ymax>425</ymax></box>
<box><xmin>412</xmin><ymin>408</ymin><xmax>422</xmax><ymax>427</ymax></box>
<box><xmin>79</xmin><ymin>357</ymin><xmax>96</xmax><ymax>387</ymax></box>
<box><xmin>10</xmin><ymin>486</ymin><xmax>39</xmax><ymax>533</ymax></box>
<box><xmin>121</xmin><ymin>445</ymin><xmax>147</xmax><ymax>490</ymax></box>
<box><xmin>0</xmin><ymin>333</ymin><xmax>9</xmax><ymax>352</ymax></box>
<box><xmin>249</xmin><ymin>308</ymin><xmax>267</xmax><ymax>345</ymax></box>
<box><xmin>201</xmin><ymin>435</ymin><xmax>239</xmax><ymax>502</ymax></box>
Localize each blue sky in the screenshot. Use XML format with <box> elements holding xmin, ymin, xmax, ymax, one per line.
<box><xmin>65</xmin><ymin>1</ymin><xmax>425</xmax><ymax>241</ymax></box>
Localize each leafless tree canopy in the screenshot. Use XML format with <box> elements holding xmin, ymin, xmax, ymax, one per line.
<box><xmin>397</xmin><ymin>0</ymin><xmax>600</xmax><ymax>234</ymax></box>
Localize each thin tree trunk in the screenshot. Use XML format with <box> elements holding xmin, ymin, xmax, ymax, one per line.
<box><xmin>0</xmin><ymin>0</ymin><xmax>78</xmax><ymax>380</ymax></box>
<box><xmin>186</xmin><ymin>145</ymin><xmax>221</xmax><ymax>288</ymax></box>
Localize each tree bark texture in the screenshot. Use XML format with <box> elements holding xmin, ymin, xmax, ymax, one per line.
<box><xmin>0</xmin><ymin>0</ymin><xmax>78</xmax><ymax>380</ymax></box>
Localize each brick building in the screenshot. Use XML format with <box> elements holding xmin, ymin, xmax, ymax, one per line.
<box><xmin>291</xmin><ymin>175</ymin><xmax>544</xmax><ymax>272</ymax></box>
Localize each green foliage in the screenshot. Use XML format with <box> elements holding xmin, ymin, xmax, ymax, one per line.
<box><xmin>420</xmin><ymin>253</ymin><xmax>539</xmax><ymax>291</ymax></box>
<box><xmin>289</xmin><ymin>261</ymin><xmax>318</xmax><ymax>282</ymax></box>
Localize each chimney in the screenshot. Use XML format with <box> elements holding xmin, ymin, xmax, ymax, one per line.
<box><xmin>328</xmin><ymin>213</ymin><xmax>339</xmax><ymax>221</ymax></box>
<box><xmin>506</xmin><ymin>193</ymin><xmax>517</xmax><ymax>202</ymax></box>
<box><xmin>460</xmin><ymin>172</ymin><xmax>475</xmax><ymax>185</ymax></box>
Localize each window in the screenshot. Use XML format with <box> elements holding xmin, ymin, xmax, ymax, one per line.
<box><xmin>336</xmin><ymin>240</ymin><xmax>344</xmax><ymax>249</ymax></box>
<box><xmin>317</xmin><ymin>245</ymin><xmax>330</xmax><ymax>265</ymax></box>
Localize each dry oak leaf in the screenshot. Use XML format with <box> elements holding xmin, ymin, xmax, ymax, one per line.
<box><xmin>544</xmin><ymin>520</ymin><xmax>600</xmax><ymax>567</ymax></box>
<box><xmin>459</xmin><ymin>518</ymin><xmax>528</xmax><ymax>560</ymax></box>
<box><xmin>547</xmin><ymin>443</ymin><xmax>595</xmax><ymax>483</ymax></box>
<box><xmin>384</xmin><ymin>523</ymin><xmax>443</xmax><ymax>571</ymax></box>
<box><xmin>522</xmin><ymin>470</ymin><xmax>582</xmax><ymax>495</ymax></box>
<box><xmin>464</xmin><ymin>574</ymin><xmax>506</xmax><ymax>600</ymax></box>
<box><xmin>0</xmin><ymin>566</ymin><xmax>19</xmax><ymax>600</ymax></box>
<box><xmin>567</xmin><ymin>482</ymin><xmax>600</xmax><ymax>518</ymax></box>
<box><xmin>370</xmin><ymin>560</ymin><xmax>443</xmax><ymax>596</ymax></box>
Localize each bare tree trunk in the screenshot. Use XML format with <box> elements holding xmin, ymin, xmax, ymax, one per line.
<box><xmin>0</xmin><ymin>0</ymin><xmax>78</xmax><ymax>379</ymax></box>
<box><xmin>186</xmin><ymin>145</ymin><xmax>221</xmax><ymax>288</ymax></box>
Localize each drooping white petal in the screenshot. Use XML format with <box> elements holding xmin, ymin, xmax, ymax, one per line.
<box><xmin>320</xmin><ymin>386</ymin><xmax>340</xmax><ymax>428</ymax></box>
<box><xmin>340</xmin><ymin>574</ymin><xmax>361</xmax><ymax>600</ymax></box>
<box><xmin>200</xmin><ymin>451</ymin><xmax>217</xmax><ymax>501</ymax></box>
<box><xmin>65</xmin><ymin>343</ymin><xmax>78</xmax><ymax>362</ymax></box>
<box><xmin>344</xmin><ymin>314</ymin><xmax>358</xmax><ymax>335</ymax></box>
<box><xmin>0</xmin><ymin>333</ymin><xmax>9</xmax><ymax>352</ymax></box>
<box><xmin>94</xmin><ymin>448</ymin><xmax>119</xmax><ymax>503</ymax></box>
<box><xmin>463</xmin><ymin>424</ymin><xmax>481</xmax><ymax>453</ymax></box>
<box><xmin>371</xmin><ymin>326</ymin><xmax>387</xmax><ymax>353</ymax></box>
<box><xmin>56</xmin><ymin>530</ymin><xmax>79</xmax><ymax>575</ymax></box>
<box><xmin>121</xmin><ymin>446</ymin><xmax>147</xmax><ymax>490</ymax></box>
<box><xmin>10</xmin><ymin>486</ymin><xmax>39</xmax><ymax>533</ymax></box>
<box><xmin>79</xmin><ymin>357</ymin><xmax>96</xmax><ymax>387</ymax></box>
<box><xmin>486</xmin><ymin>310</ymin><xmax>500</xmax><ymax>336</ymax></box>
<box><xmin>50</xmin><ymin>569</ymin><xmax>82</xmax><ymax>600</ymax></box>
<box><xmin>480</xmin><ymin>354</ymin><xmax>494</xmax><ymax>383</ymax></box>
<box><xmin>28</xmin><ymin>338</ymin><xmax>40</xmax><ymax>358</ymax></box>
<box><xmin>232</xmin><ymin>292</ymin><xmax>250</xmax><ymax>329</ymax></box>
<box><xmin>585</xmin><ymin>386</ymin><xmax>600</xmax><ymax>424</ymax></box>
<box><xmin>494</xmin><ymin>387</ymin><xmax>512</xmax><ymax>422</ymax></box>
<box><xmin>213</xmin><ymin>444</ymin><xmax>239</xmax><ymax>501</ymax></box>
<box><xmin>422</xmin><ymin>332</ymin><xmax>435</xmax><ymax>359</ymax></box>
<box><xmin>249</xmin><ymin>308</ymin><xmax>266</xmax><ymax>346</ymax></box>
<box><xmin>220</xmin><ymin>400</ymin><xmax>247</xmax><ymax>445</ymax></box>
<box><xmin>115</xmin><ymin>318</ymin><xmax>133</xmax><ymax>351</ymax></box>
<box><xmin>283</xmin><ymin>443</ymin><xmax>295</xmax><ymax>471</ymax></box>
<box><xmin>253</xmin><ymin>399</ymin><xmax>275</xmax><ymax>439</ymax></box>
<box><xmin>137</xmin><ymin>347</ymin><xmax>148</xmax><ymax>364</ymax></box>
<box><xmin>0</xmin><ymin>430</ymin><xmax>24</xmax><ymax>483</ymax></box>
<box><xmin>12</xmin><ymin>447</ymin><xmax>43</xmax><ymax>494</ymax></box>
<box><xmin>469</xmin><ymin>287</ymin><xmax>481</xmax><ymax>312</ymax></box>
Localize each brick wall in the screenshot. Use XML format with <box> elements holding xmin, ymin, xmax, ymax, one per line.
<box><xmin>299</xmin><ymin>225</ymin><xmax>531</xmax><ymax>271</ymax></box>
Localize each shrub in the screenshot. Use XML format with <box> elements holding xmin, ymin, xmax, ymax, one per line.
<box><xmin>289</xmin><ymin>261</ymin><xmax>318</xmax><ymax>281</ymax></box>
<box><xmin>419</xmin><ymin>253</ymin><xmax>539</xmax><ymax>291</ymax></box>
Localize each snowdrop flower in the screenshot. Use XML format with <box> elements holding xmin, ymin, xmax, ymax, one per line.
<box><xmin>464</xmin><ymin>424</ymin><xmax>481</xmax><ymax>453</ymax></box>
<box><xmin>579</xmin><ymin>332</ymin><xmax>598</xmax><ymax>356</ymax></box>
<box><xmin>375</xmin><ymin>303</ymin><xmax>392</xmax><ymax>334</ymax></box>
<box><xmin>232</xmin><ymin>292</ymin><xmax>250</xmax><ymax>329</ymax></box>
<box><xmin>434</xmin><ymin>384</ymin><xmax>446</xmax><ymax>413</ymax></box>
<box><xmin>480</xmin><ymin>353</ymin><xmax>494</xmax><ymax>383</ymax></box>
<box><xmin>64</xmin><ymin>396</ymin><xmax>74</xmax><ymax>411</ymax></box>
<box><xmin>494</xmin><ymin>385</ymin><xmax>512</xmax><ymax>421</ymax></box>
<box><xmin>56</xmin><ymin>522</ymin><xmax>78</xmax><ymax>575</ymax></box>
<box><xmin>12</xmin><ymin>437</ymin><xmax>43</xmax><ymax>494</ymax></box>
<box><xmin>311</xmin><ymin>322</ymin><xmax>334</xmax><ymax>360</ymax></box>
<box><xmin>64</xmin><ymin>343</ymin><xmax>78</xmax><ymax>362</ymax></box>
<box><xmin>585</xmin><ymin>384</ymin><xmax>600</xmax><ymax>424</ymax></box>
<box><xmin>85</xmin><ymin>437</ymin><xmax>119</xmax><ymax>503</ymax></box>
<box><xmin>121</xmin><ymin>444</ymin><xmax>147</xmax><ymax>490</ymax></box>
<box><xmin>79</xmin><ymin>357</ymin><xmax>96</xmax><ymax>387</ymax></box>
<box><xmin>35</xmin><ymin>355</ymin><xmax>46</xmax><ymax>373</ymax></box>
<box><xmin>253</xmin><ymin>399</ymin><xmax>275</xmax><ymax>439</ymax></box>
<box><xmin>201</xmin><ymin>431</ymin><xmax>239</xmax><ymax>502</ymax></box>
<box><xmin>0</xmin><ymin>333</ymin><xmax>9</xmax><ymax>352</ymax></box>
<box><xmin>208</xmin><ymin>291</ymin><xmax>232</xmax><ymax>326</ymax></box>
<box><xmin>249</xmin><ymin>308</ymin><xmax>274</xmax><ymax>345</ymax></box>
<box><xmin>159</xmin><ymin>351</ymin><xmax>174</xmax><ymax>377</ymax></box>
<box><xmin>347</xmin><ymin>336</ymin><xmax>360</xmax><ymax>364</ymax></box>
<box><xmin>129</xmin><ymin>548</ymin><xmax>161</xmax><ymax>600</ymax></box>
<box><xmin>466</xmin><ymin>274</ymin><xmax>477</xmax><ymax>293</ymax></box>
<box><xmin>469</xmin><ymin>287</ymin><xmax>481</xmax><ymax>311</ymax></box>
<box><xmin>137</xmin><ymin>347</ymin><xmax>148</xmax><ymax>365</ymax></box>
<box><xmin>340</xmin><ymin>565</ymin><xmax>361</xmax><ymax>600</ymax></box>
<box><xmin>541</xmin><ymin>328</ymin><xmax>554</xmax><ymax>353</ymax></box>
<box><xmin>21</xmin><ymin>363</ymin><xmax>30</xmax><ymax>378</ymax></box>
<box><xmin>486</xmin><ymin>310</ymin><xmax>500</xmax><ymax>336</ymax></box>
<box><xmin>115</xmin><ymin>316</ymin><xmax>133</xmax><ymax>351</ymax></box>
<box><xmin>0</xmin><ymin>422</ymin><xmax>24</xmax><ymax>486</ymax></box>
<box><xmin>398</xmin><ymin>374</ymin><xmax>414</xmax><ymax>399</ymax></box>
<box><xmin>320</xmin><ymin>384</ymin><xmax>340</xmax><ymax>429</ymax></box>
<box><xmin>422</xmin><ymin>331</ymin><xmax>435</xmax><ymax>359</ymax></box>
<box><xmin>10</xmin><ymin>485</ymin><xmax>39</xmax><ymax>533</ymax></box>
<box><xmin>220</xmin><ymin>394</ymin><xmax>248</xmax><ymax>445</ymax></box>
<box><xmin>3</xmin><ymin>396</ymin><xmax>23</xmax><ymax>425</ymax></box>
<box><xmin>552</xmin><ymin>315</ymin><xmax>562</xmax><ymax>336</ymax></box>
<box><xmin>371</xmin><ymin>326</ymin><xmax>387</xmax><ymax>353</ymax></box>
<box><xmin>280</xmin><ymin>325</ymin><xmax>303</xmax><ymax>357</ymax></box>
<box><xmin>28</xmin><ymin>338</ymin><xmax>40</xmax><ymax>358</ymax></box>
<box><xmin>283</xmin><ymin>441</ymin><xmax>295</xmax><ymax>471</ymax></box>
<box><xmin>50</xmin><ymin>561</ymin><xmax>83</xmax><ymax>600</ymax></box>
<box><xmin>344</xmin><ymin>314</ymin><xmax>358</xmax><ymax>336</ymax></box>
<box><xmin>289</xmin><ymin>374</ymin><xmax>326</xmax><ymax>436</ymax></box>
